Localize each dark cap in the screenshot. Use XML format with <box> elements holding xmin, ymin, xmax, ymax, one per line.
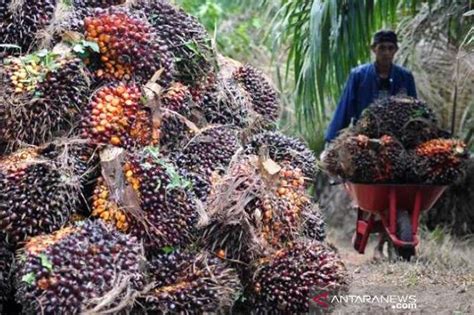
<box><xmin>372</xmin><ymin>30</ymin><xmax>398</xmax><ymax>46</ymax></box>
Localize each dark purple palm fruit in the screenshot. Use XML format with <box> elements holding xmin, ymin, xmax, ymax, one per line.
<box><xmin>157</xmin><ymin>82</ymin><xmax>203</xmax><ymax>154</ymax></box>
<box><xmin>121</xmin><ymin>148</ymin><xmax>200</xmax><ymax>253</ymax></box>
<box><xmin>200</xmin><ymin>77</ymin><xmax>251</xmax><ymax>127</ymax></box>
<box><xmin>174</xmin><ymin>126</ymin><xmax>241</xmax><ymax>202</ymax></box>
<box><xmin>83</xmin><ymin>7</ymin><xmax>174</xmax><ymax>85</ymax></box>
<box><xmin>0</xmin><ymin>237</ymin><xmax>14</xmax><ymax>313</ymax></box>
<box><xmin>132</xmin><ymin>0</ymin><xmax>216</xmax><ymax>87</ymax></box>
<box><xmin>301</xmin><ymin>204</ymin><xmax>326</xmax><ymax>242</ymax></box>
<box><xmin>244</xmin><ymin>131</ymin><xmax>317</xmax><ymax>181</ymax></box>
<box><xmin>0</xmin><ymin>50</ymin><xmax>90</xmax><ymax>148</ymax></box>
<box><xmin>0</xmin><ymin>146</ymin><xmax>83</xmax><ymax>246</ymax></box>
<box><xmin>233</xmin><ymin>64</ymin><xmax>281</xmax><ymax>122</ymax></box>
<box><xmin>354</xmin><ymin>96</ymin><xmax>437</xmax><ymax>142</ymax></box>
<box><xmin>14</xmin><ymin>220</ymin><xmax>146</xmax><ymax>315</ymax></box>
<box><xmin>249</xmin><ymin>239</ymin><xmax>349</xmax><ymax>313</ymax></box>
<box><xmin>137</xmin><ymin>249</ymin><xmax>241</xmax><ymax>313</ymax></box>
<box><xmin>0</xmin><ymin>0</ymin><xmax>57</xmax><ymax>58</ymax></box>
<box><xmin>73</xmin><ymin>0</ymin><xmax>125</xmax><ymax>9</ymax></box>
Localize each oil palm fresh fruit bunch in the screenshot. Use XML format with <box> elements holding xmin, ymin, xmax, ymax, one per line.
<box><xmin>0</xmin><ymin>50</ymin><xmax>90</xmax><ymax>148</ymax></box>
<box><xmin>174</xmin><ymin>126</ymin><xmax>241</xmax><ymax>202</ymax></box>
<box><xmin>80</xmin><ymin>83</ymin><xmax>156</xmax><ymax>148</ymax></box>
<box><xmin>233</xmin><ymin>65</ymin><xmax>280</xmax><ymax>123</ymax></box>
<box><xmin>200</xmin><ymin>77</ymin><xmax>251</xmax><ymax>127</ymax></box>
<box><xmin>248</xmin><ymin>239</ymin><xmax>349</xmax><ymax>313</ymax></box>
<box><xmin>0</xmin><ymin>0</ymin><xmax>57</xmax><ymax>58</ymax></box>
<box><xmin>244</xmin><ymin>131</ymin><xmax>317</xmax><ymax>181</ymax></box>
<box><xmin>83</xmin><ymin>7</ymin><xmax>173</xmax><ymax>84</ymax></box>
<box><xmin>301</xmin><ymin>204</ymin><xmax>326</xmax><ymax>242</ymax></box>
<box><xmin>323</xmin><ymin>134</ymin><xmax>406</xmax><ymax>183</ymax></box>
<box><xmin>354</xmin><ymin>96</ymin><xmax>437</xmax><ymax>144</ymax></box>
<box><xmin>157</xmin><ymin>82</ymin><xmax>203</xmax><ymax>153</ymax></box>
<box><xmin>73</xmin><ymin>0</ymin><xmax>125</xmax><ymax>9</ymax></box>
<box><xmin>137</xmin><ymin>249</ymin><xmax>241</xmax><ymax>313</ymax></box>
<box><xmin>15</xmin><ymin>220</ymin><xmax>146</xmax><ymax>315</ymax></box>
<box><xmin>201</xmin><ymin>156</ymin><xmax>318</xmax><ymax>265</ymax></box>
<box><xmin>411</xmin><ymin>138</ymin><xmax>469</xmax><ymax>184</ymax></box>
<box><xmin>0</xmin><ymin>146</ymin><xmax>84</xmax><ymax>246</ymax></box>
<box><xmin>92</xmin><ymin>147</ymin><xmax>199</xmax><ymax>253</ymax></box>
<box><xmin>0</xmin><ymin>238</ymin><xmax>14</xmax><ymax>313</ymax></box>
<box><xmin>132</xmin><ymin>0</ymin><xmax>216</xmax><ymax>87</ymax></box>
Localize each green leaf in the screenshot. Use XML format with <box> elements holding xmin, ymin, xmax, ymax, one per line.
<box><xmin>22</xmin><ymin>272</ymin><xmax>36</xmax><ymax>285</ymax></box>
<box><xmin>36</xmin><ymin>49</ymin><xmax>49</xmax><ymax>58</ymax></box>
<box><xmin>39</xmin><ymin>254</ymin><xmax>53</xmax><ymax>271</ymax></box>
<box><xmin>162</xmin><ymin>246</ymin><xmax>175</xmax><ymax>254</ymax></box>
<box><xmin>82</xmin><ymin>40</ymin><xmax>100</xmax><ymax>53</ymax></box>
<box><xmin>0</xmin><ymin>44</ymin><xmax>22</xmax><ymax>50</ymax></box>
<box><xmin>73</xmin><ymin>44</ymin><xmax>85</xmax><ymax>54</ymax></box>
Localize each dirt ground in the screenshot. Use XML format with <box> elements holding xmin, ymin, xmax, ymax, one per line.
<box><xmin>328</xmin><ymin>236</ymin><xmax>473</xmax><ymax>314</ymax></box>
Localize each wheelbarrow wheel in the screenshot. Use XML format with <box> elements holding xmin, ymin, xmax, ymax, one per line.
<box><xmin>395</xmin><ymin>210</ymin><xmax>415</xmax><ymax>261</ymax></box>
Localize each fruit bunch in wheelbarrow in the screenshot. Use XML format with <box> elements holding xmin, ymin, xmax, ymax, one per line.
<box><xmin>0</xmin><ymin>0</ymin><xmax>350</xmax><ymax>313</ymax></box>
<box><xmin>322</xmin><ymin>96</ymin><xmax>470</xmax><ymax>185</ymax></box>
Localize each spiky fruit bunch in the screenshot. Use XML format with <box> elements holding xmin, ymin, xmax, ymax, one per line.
<box><xmin>92</xmin><ymin>148</ymin><xmax>199</xmax><ymax>252</ymax></box>
<box><xmin>400</xmin><ymin>120</ymin><xmax>449</xmax><ymax>149</ymax></box>
<box><xmin>301</xmin><ymin>204</ymin><xmax>326</xmax><ymax>242</ymax></box>
<box><xmin>84</xmin><ymin>8</ymin><xmax>173</xmax><ymax>84</ymax></box>
<box><xmin>0</xmin><ymin>0</ymin><xmax>57</xmax><ymax>57</ymax></box>
<box><xmin>0</xmin><ymin>239</ymin><xmax>13</xmax><ymax>313</ymax></box>
<box><xmin>355</xmin><ymin>97</ymin><xmax>437</xmax><ymax>143</ymax></box>
<box><xmin>138</xmin><ymin>250</ymin><xmax>241</xmax><ymax>313</ymax></box>
<box><xmin>250</xmin><ymin>240</ymin><xmax>349</xmax><ymax>313</ymax></box>
<box><xmin>201</xmin><ymin>157</ymin><xmax>317</xmax><ymax>264</ymax></box>
<box><xmin>0</xmin><ymin>147</ymin><xmax>82</xmax><ymax>245</ymax></box>
<box><xmin>323</xmin><ymin>134</ymin><xmax>406</xmax><ymax>183</ymax></box>
<box><xmin>134</xmin><ymin>0</ymin><xmax>216</xmax><ymax>85</ymax></box>
<box><xmin>233</xmin><ymin>65</ymin><xmax>280</xmax><ymax>122</ymax></box>
<box><xmin>157</xmin><ymin>82</ymin><xmax>202</xmax><ymax>152</ymax></box>
<box><xmin>411</xmin><ymin>138</ymin><xmax>469</xmax><ymax>184</ymax></box>
<box><xmin>15</xmin><ymin>220</ymin><xmax>145</xmax><ymax>315</ymax></box>
<box><xmin>175</xmin><ymin>126</ymin><xmax>240</xmax><ymax>201</ymax></box>
<box><xmin>200</xmin><ymin>78</ymin><xmax>251</xmax><ymax>127</ymax></box>
<box><xmin>81</xmin><ymin>83</ymin><xmax>155</xmax><ymax>148</ymax></box>
<box><xmin>244</xmin><ymin>131</ymin><xmax>317</xmax><ymax>180</ymax></box>
<box><xmin>0</xmin><ymin>51</ymin><xmax>90</xmax><ymax>147</ymax></box>
<box><xmin>73</xmin><ymin>0</ymin><xmax>125</xmax><ymax>8</ymax></box>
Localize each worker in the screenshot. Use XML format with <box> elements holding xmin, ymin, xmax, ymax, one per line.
<box><xmin>324</xmin><ymin>30</ymin><xmax>417</xmax><ymax>143</ymax></box>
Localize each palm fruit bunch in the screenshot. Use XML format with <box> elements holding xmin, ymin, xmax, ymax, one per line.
<box><xmin>201</xmin><ymin>156</ymin><xmax>319</xmax><ymax>265</ymax></box>
<box><xmin>248</xmin><ymin>240</ymin><xmax>349</xmax><ymax>313</ymax></box>
<box><xmin>92</xmin><ymin>147</ymin><xmax>199</xmax><ymax>252</ymax></box>
<box><xmin>244</xmin><ymin>131</ymin><xmax>317</xmax><ymax>181</ymax></box>
<box><xmin>200</xmin><ymin>77</ymin><xmax>252</xmax><ymax>127</ymax></box>
<box><xmin>15</xmin><ymin>220</ymin><xmax>146</xmax><ymax>315</ymax></box>
<box><xmin>157</xmin><ymin>82</ymin><xmax>203</xmax><ymax>153</ymax></box>
<box><xmin>83</xmin><ymin>7</ymin><xmax>173</xmax><ymax>84</ymax></box>
<box><xmin>0</xmin><ymin>147</ymin><xmax>82</xmax><ymax>246</ymax></box>
<box><xmin>0</xmin><ymin>238</ymin><xmax>14</xmax><ymax>313</ymax></box>
<box><xmin>133</xmin><ymin>0</ymin><xmax>216</xmax><ymax>86</ymax></box>
<box><xmin>73</xmin><ymin>0</ymin><xmax>126</xmax><ymax>9</ymax></box>
<box><xmin>0</xmin><ymin>50</ymin><xmax>90</xmax><ymax>148</ymax></box>
<box><xmin>411</xmin><ymin>138</ymin><xmax>469</xmax><ymax>184</ymax></box>
<box><xmin>354</xmin><ymin>96</ymin><xmax>437</xmax><ymax>145</ymax></box>
<box><xmin>81</xmin><ymin>83</ymin><xmax>155</xmax><ymax>148</ymax></box>
<box><xmin>301</xmin><ymin>204</ymin><xmax>326</xmax><ymax>242</ymax></box>
<box><xmin>399</xmin><ymin>120</ymin><xmax>450</xmax><ymax>149</ymax></box>
<box><xmin>0</xmin><ymin>0</ymin><xmax>57</xmax><ymax>57</ymax></box>
<box><xmin>233</xmin><ymin>64</ymin><xmax>280</xmax><ymax>122</ymax></box>
<box><xmin>137</xmin><ymin>250</ymin><xmax>241</xmax><ymax>313</ymax></box>
<box><xmin>323</xmin><ymin>134</ymin><xmax>406</xmax><ymax>183</ymax></box>
<box><xmin>174</xmin><ymin>126</ymin><xmax>241</xmax><ymax>201</ymax></box>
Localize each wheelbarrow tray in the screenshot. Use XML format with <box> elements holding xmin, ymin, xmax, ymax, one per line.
<box><xmin>344</xmin><ymin>183</ymin><xmax>447</xmax><ymax>213</ymax></box>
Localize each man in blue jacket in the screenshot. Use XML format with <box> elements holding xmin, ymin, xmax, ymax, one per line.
<box><xmin>325</xmin><ymin>30</ymin><xmax>417</xmax><ymax>143</ymax></box>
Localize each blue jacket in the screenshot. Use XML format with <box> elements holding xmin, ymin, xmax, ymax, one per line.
<box><xmin>325</xmin><ymin>63</ymin><xmax>417</xmax><ymax>142</ymax></box>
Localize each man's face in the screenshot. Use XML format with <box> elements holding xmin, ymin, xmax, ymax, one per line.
<box><xmin>371</xmin><ymin>42</ymin><xmax>398</xmax><ymax>66</ymax></box>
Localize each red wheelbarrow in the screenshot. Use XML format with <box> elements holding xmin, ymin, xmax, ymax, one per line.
<box><xmin>344</xmin><ymin>183</ymin><xmax>447</xmax><ymax>260</ymax></box>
